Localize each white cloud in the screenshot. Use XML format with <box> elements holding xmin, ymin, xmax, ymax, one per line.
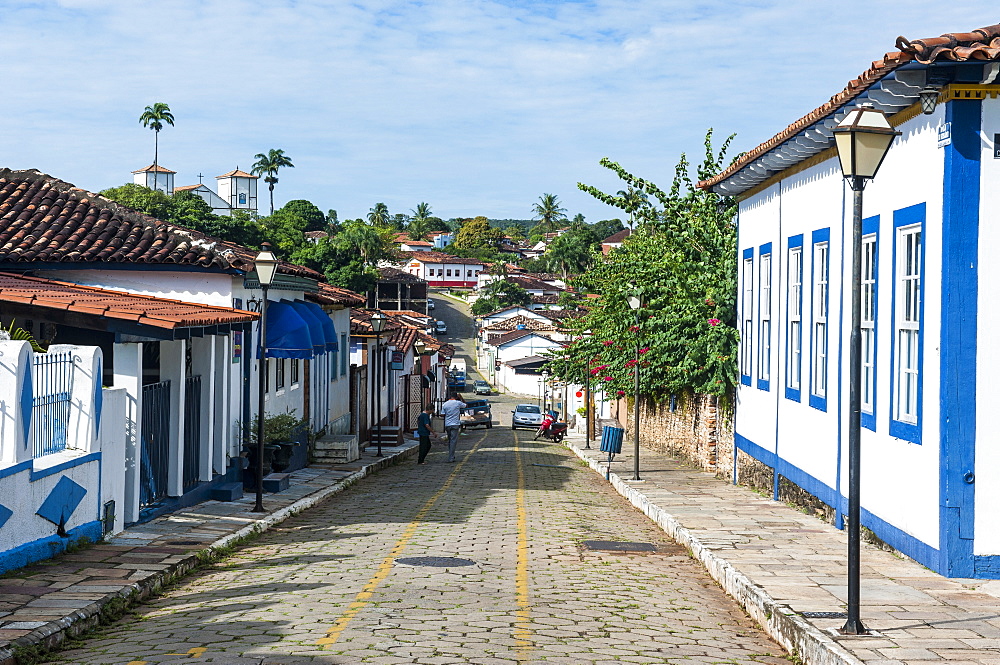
<box><xmin>0</xmin><ymin>1</ymin><xmax>993</xmax><ymax>222</ymax></box>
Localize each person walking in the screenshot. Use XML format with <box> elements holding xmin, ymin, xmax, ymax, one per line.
<box><xmin>441</xmin><ymin>392</ymin><xmax>466</xmax><ymax>463</ymax></box>
<box><xmin>417</xmin><ymin>404</ymin><xmax>436</xmax><ymax>464</ymax></box>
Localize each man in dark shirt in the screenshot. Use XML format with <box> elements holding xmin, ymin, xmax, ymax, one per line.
<box><xmin>417</xmin><ymin>404</ymin><xmax>436</xmax><ymax>464</ymax></box>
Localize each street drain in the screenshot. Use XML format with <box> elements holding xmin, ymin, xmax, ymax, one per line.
<box><xmin>582</xmin><ymin>540</ymin><xmax>657</xmax><ymax>552</ymax></box>
<box><xmin>166</xmin><ymin>540</ymin><xmax>201</xmax><ymax>546</ymax></box>
<box><xmin>395</xmin><ymin>556</ymin><xmax>477</xmax><ymax>567</ymax></box>
<box><xmin>800</xmin><ymin>611</ymin><xmax>848</xmax><ymax>619</ymax></box>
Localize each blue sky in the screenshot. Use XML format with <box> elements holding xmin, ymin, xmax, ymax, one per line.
<box><xmin>0</xmin><ymin>2</ymin><xmax>992</xmax><ymax>223</ymax></box>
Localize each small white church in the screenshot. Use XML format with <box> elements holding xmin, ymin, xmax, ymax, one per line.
<box><xmin>132</xmin><ymin>164</ymin><xmax>259</xmax><ymax>216</ymax></box>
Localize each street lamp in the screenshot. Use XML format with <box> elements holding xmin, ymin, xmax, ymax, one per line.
<box><xmin>582</xmin><ymin>329</ymin><xmax>593</xmax><ymax>449</ymax></box>
<box><xmin>627</xmin><ymin>292</ymin><xmax>642</xmax><ymax>481</ymax></box>
<box><xmin>252</xmin><ymin>243</ymin><xmax>279</xmax><ymax>513</ymax></box>
<box><xmin>541</xmin><ymin>370</ymin><xmax>550</xmax><ymax>413</ymax></box>
<box><xmin>370</xmin><ymin>311</ymin><xmax>388</xmax><ymax>458</ymax></box>
<box><xmin>833</xmin><ymin>103</ymin><xmax>899</xmax><ymax>636</ymax></box>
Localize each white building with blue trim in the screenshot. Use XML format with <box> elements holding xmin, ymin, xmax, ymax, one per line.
<box><xmin>699</xmin><ymin>23</ymin><xmax>1000</xmax><ymax>578</ymax></box>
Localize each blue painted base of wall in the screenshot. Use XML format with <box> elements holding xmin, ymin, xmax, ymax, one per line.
<box><xmin>0</xmin><ymin>521</ymin><xmax>103</xmax><ymax>575</ymax></box>
<box><xmin>736</xmin><ymin>431</ymin><xmax>1000</xmax><ymax>579</ymax></box>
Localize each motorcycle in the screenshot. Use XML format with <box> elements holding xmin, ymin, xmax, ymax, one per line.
<box><xmin>534</xmin><ymin>412</ymin><xmax>568</xmax><ymax>443</ymax></box>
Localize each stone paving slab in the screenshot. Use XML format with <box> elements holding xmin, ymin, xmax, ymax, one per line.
<box><xmin>0</xmin><ymin>443</ymin><xmax>417</xmax><ymax>665</ymax></box>
<box><xmin>563</xmin><ymin>434</ymin><xmax>1000</xmax><ymax>665</ymax></box>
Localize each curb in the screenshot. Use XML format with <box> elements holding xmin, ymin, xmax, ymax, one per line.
<box><xmin>564</xmin><ymin>438</ymin><xmax>863</xmax><ymax>665</ymax></box>
<box><xmin>0</xmin><ymin>444</ymin><xmax>417</xmax><ymax>665</ymax></box>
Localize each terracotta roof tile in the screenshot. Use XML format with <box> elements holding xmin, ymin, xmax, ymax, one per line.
<box><xmin>601</xmin><ymin>229</ymin><xmax>631</xmax><ymax>244</ymax></box>
<box><xmin>131</xmin><ymin>164</ymin><xmax>176</xmax><ymax>174</ymax></box>
<box><xmin>378</xmin><ymin>266</ymin><xmax>426</xmax><ymax>284</ymax></box>
<box><xmin>216</xmin><ymin>169</ymin><xmax>257</xmax><ymax>179</ymax></box>
<box><xmin>0</xmin><ymin>169</ymin><xmax>250</xmax><ymax>272</ymax></box>
<box><xmin>0</xmin><ymin>272</ymin><xmax>258</xmax><ymax>328</ymax></box>
<box><xmin>699</xmin><ymin>23</ymin><xmax>1000</xmax><ymax>193</ymax></box>
<box><xmin>315</xmin><ymin>282</ymin><xmax>366</xmax><ymax>307</ymax></box>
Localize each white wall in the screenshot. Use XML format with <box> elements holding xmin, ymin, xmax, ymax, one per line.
<box><xmin>976</xmin><ymin>97</ymin><xmax>1000</xmax><ymax>555</ymax></box>
<box><xmin>736</xmin><ymin>107</ymin><xmax>945</xmax><ymax>551</ymax></box>
<box><xmin>493</xmin><ymin>335</ymin><xmax>562</xmax><ymax>363</ymax></box>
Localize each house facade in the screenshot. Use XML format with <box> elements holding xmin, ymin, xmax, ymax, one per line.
<box><xmin>0</xmin><ymin>168</ymin><xmax>358</xmax><ymax>535</ymax></box>
<box><xmin>394</xmin><ymin>252</ymin><xmax>484</xmax><ymax>289</ymax></box>
<box><xmin>699</xmin><ymin>24</ymin><xmax>1000</xmax><ymax>578</ymax></box>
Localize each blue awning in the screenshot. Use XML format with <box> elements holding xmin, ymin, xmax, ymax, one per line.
<box><xmin>301</xmin><ymin>301</ymin><xmax>339</xmax><ymax>352</ymax></box>
<box><xmin>286</xmin><ymin>300</ymin><xmax>326</xmax><ymax>355</ymax></box>
<box><xmin>261</xmin><ymin>300</ymin><xmax>314</xmax><ymax>359</ymax></box>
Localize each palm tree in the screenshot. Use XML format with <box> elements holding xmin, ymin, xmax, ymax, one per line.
<box><xmin>531</xmin><ymin>193</ymin><xmax>567</xmax><ymax>235</ymax></box>
<box><xmin>408</xmin><ymin>202</ymin><xmax>432</xmax><ymax>239</ymax></box>
<box><xmin>251</xmin><ymin>149</ymin><xmax>295</xmax><ymax>215</ymax></box>
<box><xmin>367</xmin><ymin>202</ymin><xmax>390</xmax><ymax>227</ymax></box>
<box><xmin>138</xmin><ymin>102</ymin><xmax>175</xmax><ymax>190</ymax></box>
<box><xmin>617</xmin><ymin>188</ymin><xmax>649</xmax><ymax>229</ymax></box>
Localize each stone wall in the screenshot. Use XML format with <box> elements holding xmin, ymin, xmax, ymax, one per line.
<box><xmin>619</xmin><ymin>392</ymin><xmax>767</xmax><ymax>487</ymax></box>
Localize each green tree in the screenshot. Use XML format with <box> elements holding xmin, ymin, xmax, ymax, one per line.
<box><xmin>531</xmin><ymin>193</ymin><xmax>567</xmax><ymax>235</ymax></box>
<box><xmin>540</xmin><ymin>221</ymin><xmax>600</xmax><ymax>281</ymax></box>
<box><xmin>367</xmin><ymin>202</ymin><xmax>390</xmax><ymax>227</ymax></box>
<box><xmin>251</xmin><ymin>148</ymin><xmax>294</xmax><ymax>215</ymax></box>
<box><xmin>408</xmin><ymin>202</ymin><xmax>432</xmax><ymax>239</ymax></box>
<box><xmin>471</xmin><ymin>278</ymin><xmax>531</xmax><ymax>315</ymax></box>
<box><xmin>548</xmin><ymin>129</ymin><xmax>738</xmax><ymax>399</ymax></box>
<box><xmin>280</xmin><ymin>200</ymin><xmax>326</xmax><ymax>231</ymax></box>
<box><xmin>335</xmin><ymin>219</ymin><xmax>397</xmax><ymax>265</ymax></box>
<box><xmin>454</xmin><ymin>216</ymin><xmax>503</xmax><ymax>250</ymax></box>
<box><xmin>616</xmin><ymin>187</ymin><xmax>653</xmax><ymax>229</ymax></box>
<box><xmin>138</xmin><ymin>102</ymin><xmax>174</xmax><ymax>188</ymax></box>
<box><xmin>100</xmin><ymin>183</ymin><xmax>174</xmax><ymax>220</ymax></box>
<box><xmin>591</xmin><ymin>218</ymin><xmax>625</xmax><ymax>241</ymax></box>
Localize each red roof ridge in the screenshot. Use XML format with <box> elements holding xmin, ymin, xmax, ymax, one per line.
<box><xmin>132</xmin><ymin>164</ymin><xmax>176</xmax><ymax>174</ymax></box>
<box><xmin>216</xmin><ymin>169</ymin><xmax>258</xmax><ymax>179</ymax></box>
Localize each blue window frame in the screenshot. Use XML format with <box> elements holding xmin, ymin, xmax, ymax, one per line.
<box><xmin>889</xmin><ymin>203</ymin><xmax>925</xmax><ymax>444</ymax></box>
<box><xmin>785</xmin><ymin>234</ymin><xmax>804</xmax><ymax>401</ymax></box>
<box><xmin>740</xmin><ymin>247</ymin><xmax>754</xmax><ymax>386</ymax></box>
<box><xmin>757</xmin><ymin>242</ymin><xmax>773</xmax><ymax>391</ymax></box>
<box><xmin>809</xmin><ymin>228</ymin><xmax>830</xmax><ymax>411</ymax></box>
<box><xmin>861</xmin><ymin>216</ymin><xmax>879</xmax><ymax>431</ymax></box>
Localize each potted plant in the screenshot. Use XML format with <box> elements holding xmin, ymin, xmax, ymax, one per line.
<box><xmin>242</xmin><ymin>410</ymin><xmax>309</xmax><ymax>474</ymax></box>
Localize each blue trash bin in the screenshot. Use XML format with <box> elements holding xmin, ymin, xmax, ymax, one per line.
<box><xmin>600</xmin><ymin>426</ymin><xmax>624</xmax><ymax>454</ymax></box>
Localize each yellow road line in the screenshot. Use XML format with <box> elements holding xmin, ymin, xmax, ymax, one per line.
<box><xmin>513</xmin><ymin>432</ymin><xmax>532</xmax><ymax>662</ymax></box>
<box><xmin>317</xmin><ymin>431</ymin><xmax>489</xmax><ymax>648</ymax></box>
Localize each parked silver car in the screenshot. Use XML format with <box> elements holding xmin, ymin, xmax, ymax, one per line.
<box><xmin>511</xmin><ymin>403</ymin><xmax>543</xmax><ymax>430</ymax></box>
<box><xmin>473</xmin><ymin>379</ymin><xmax>491</xmax><ymax>395</ymax></box>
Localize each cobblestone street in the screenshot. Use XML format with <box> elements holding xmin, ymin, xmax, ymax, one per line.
<box><xmin>46</xmin><ymin>419</ymin><xmax>791</xmax><ymax>665</ymax></box>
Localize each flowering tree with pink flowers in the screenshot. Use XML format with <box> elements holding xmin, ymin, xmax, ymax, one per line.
<box><xmin>544</xmin><ymin>130</ymin><xmax>739</xmax><ymax>400</ymax></box>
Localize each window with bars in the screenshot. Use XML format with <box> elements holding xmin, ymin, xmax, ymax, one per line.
<box><xmin>786</xmin><ymin>237</ymin><xmax>803</xmax><ymax>400</ymax></box>
<box><xmin>758</xmin><ymin>249</ymin><xmax>772</xmax><ymax>389</ymax></box>
<box><xmin>740</xmin><ymin>250</ymin><xmax>753</xmax><ymax>384</ymax></box>
<box><xmin>810</xmin><ymin>232</ymin><xmax>829</xmax><ymax>409</ymax></box>
<box><xmin>894</xmin><ymin>223</ymin><xmax>922</xmax><ymax>430</ymax></box>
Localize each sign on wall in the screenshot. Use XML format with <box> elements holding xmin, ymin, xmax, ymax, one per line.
<box><xmin>391</xmin><ymin>351</ymin><xmax>404</xmax><ymax>371</ymax></box>
<box><xmin>233</xmin><ymin>331</ymin><xmax>242</xmax><ymax>364</ymax></box>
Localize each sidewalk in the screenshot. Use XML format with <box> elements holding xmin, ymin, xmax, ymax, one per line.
<box><xmin>0</xmin><ymin>442</ymin><xmax>416</xmax><ymax>665</ymax></box>
<box><xmin>564</xmin><ymin>433</ymin><xmax>1000</xmax><ymax>665</ymax></box>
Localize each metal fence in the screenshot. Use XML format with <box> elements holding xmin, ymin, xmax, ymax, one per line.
<box><xmin>183</xmin><ymin>376</ymin><xmax>202</xmax><ymax>490</ymax></box>
<box><xmin>31</xmin><ymin>352</ymin><xmax>75</xmax><ymax>458</ymax></box>
<box><xmin>140</xmin><ymin>380</ymin><xmax>171</xmax><ymax>508</ymax></box>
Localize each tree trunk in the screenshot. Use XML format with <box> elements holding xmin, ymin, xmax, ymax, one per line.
<box><xmin>269</xmin><ymin>183</ymin><xmax>275</xmax><ymax>215</ymax></box>
<box><xmin>153</xmin><ymin>131</ymin><xmax>159</xmax><ymax>192</ymax></box>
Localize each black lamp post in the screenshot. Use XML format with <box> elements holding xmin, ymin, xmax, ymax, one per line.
<box><xmin>582</xmin><ymin>329</ymin><xmax>593</xmax><ymax>449</ymax></box>
<box><xmin>833</xmin><ymin>103</ymin><xmax>899</xmax><ymax>636</ymax></box>
<box><xmin>252</xmin><ymin>243</ymin><xmax>279</xmax><ymax>513</ymax></box>
<box><xmin>627</xmin><ymin>292</ymin><xmax>642</xmax><ymax>481</ymax></box>
<box><xmin>370</xmin><ymin>311</ymin><xmax>388</xmax><ymax>457</ymax></box>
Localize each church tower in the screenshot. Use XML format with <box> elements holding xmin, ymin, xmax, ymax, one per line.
<box><xmin>216</xmin><ymin>169</ymin><xmax>258</xmax><ymax>215</ymax></box>
<box><xmin>132</xmin><ymin>164</ymin><xmax>175</xmax><ymax>194</ymax></box>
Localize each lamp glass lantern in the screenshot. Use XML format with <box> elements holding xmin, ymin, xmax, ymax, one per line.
<box><xmin>918</xmin><ymin>87</ymin><xmax>939</xmax><ymax>115</ymax></box>
<box><xmin>414</xmin><ymin>339</ymin><xmax>427</xmax><ymax>355</ymax></box>
<box><xmin>370</xmin><ymin>311</ymin><xmax>388</xmax><ymax>334</ymax></box>
<box><xmin>627</xmin><ymin>295</ymin><xmax>641</xmax><ymax>311</ymax></box>
<box><xmin>254</xmin><ymin>243</ymin><xmax>279</xmax><ymax>287</ymax></box>
<box><xmin>833</xmin><ymin>106</ymin><xmax>900</xmax><ymax>183</ymax></box>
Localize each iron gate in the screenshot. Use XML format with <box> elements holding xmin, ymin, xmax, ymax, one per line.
<box><xmin>183</xmin><ymin>376</ymin><xmax>202</xmax><ymax>490</ymax></box>
<box><xmin>30</xmin><ymin>351</ymin><xmax>75</xmax><ymax>457</ymax></box>
<box><xmin>140</xmin><ymin>380</ymin><xmax>171</xmax><ymax>508</ymax></box>
<box><xmin>404</xmin><ymin>373</ymin><xmax>423</xmax><ymax>431</ymax></box>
